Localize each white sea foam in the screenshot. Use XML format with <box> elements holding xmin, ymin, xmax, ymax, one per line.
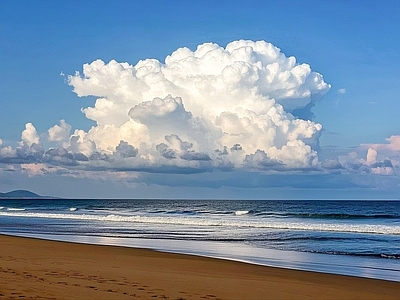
<box><xmin>235</xmin><ymin>210</ymin><xmax>250</xmax><ymax>216</ymax></box>
<box><xmin>0</xmin><ymin>211</ymin><xmax>399</xmax><ymax>235</ymax></box>
<box><xmin>69</xmin><ymin>207</ymin><xmax>77</xmax><ymax>212</ymax></box>
<box><xmin>0</xmin><ymin>207</ymin><xmax>4</xmax><ymax>210</ymax></box>
<box><xmin>6</xmin><ymin>208</ymin><xmax>25</xmax><ymax>211</ymax></box>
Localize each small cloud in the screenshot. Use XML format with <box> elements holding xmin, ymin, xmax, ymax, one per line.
<box><xmin>48</xmin><ymin>120</ymin><xmax>72</xmax><ymax>146</ymax></box>
<box><xmin>366</xmin><ymin>148</ymin><xmax>377</xmax><ymax>165</ymax></box>
<box><xmin>21</xmin><ymin>163</ymin><xmax>60</xmax><ymax>177</ymax></box>
<box><xmin>21</xmin><ymin>123</ymin><xmax>40</xmax><ymax>147</ymax></box>
<box><xmin>338</xmin><ymin>88</ymin><xmax>346</xmax><ymax>94</ymax></box>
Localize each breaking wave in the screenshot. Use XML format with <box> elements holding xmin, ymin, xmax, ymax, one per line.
<box><xmin>234</xmin><ymin>210</ymin><xmax>250</xmax><ymax>216</ymax></box>
<box><xmin>0</xmin><ymin>211</ymin><xmax>399</xmax><ymax>235</ymax></box>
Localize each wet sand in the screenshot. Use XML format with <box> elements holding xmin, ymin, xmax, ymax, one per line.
<box><xmin>0</xmin><ymin>234</ymin><xmax>399</xmax><ymax>299</ymax></box>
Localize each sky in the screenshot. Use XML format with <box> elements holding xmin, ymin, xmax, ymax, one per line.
<box><xmin>0</xmin><ymin>0</ymin><xmax>399</xmax><ymax>199</ymax></box>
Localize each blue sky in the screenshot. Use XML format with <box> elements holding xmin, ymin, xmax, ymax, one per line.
<box><xmin>0</xmin><ymin>1</ymin><xmax>399</xmax><ymax>199</ymax></box>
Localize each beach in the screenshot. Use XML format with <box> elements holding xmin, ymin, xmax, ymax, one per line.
<box><xmin>0</xmin><ymin>234</ymin><xmax>399</xmax><ymax>299</ymax></box>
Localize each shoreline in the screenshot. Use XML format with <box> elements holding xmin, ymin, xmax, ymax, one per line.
<box><xmin>1</xmin><ymin>234</ymin><xmax>399</xmax><ymax>299</ymax></box>
<box><xmin>4</xmin><ymin>232</ymin><xmax>400</xmax><ymax>282</ymax></box>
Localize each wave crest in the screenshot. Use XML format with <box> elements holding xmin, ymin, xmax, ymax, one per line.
<box><xmin>0</xmin><ymin>211</ymin><xmax>399</xmax><ymax>235</ymax></box>
<box><xmin>235</xmin><ymin>210</ymin><xmax>250</xmax><ymax>216</ymax></box>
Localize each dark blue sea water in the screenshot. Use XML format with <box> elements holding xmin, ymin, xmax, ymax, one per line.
<box><xmin>1</xmin><ymin>199</ymin><xmax>399</xmax><ymax>281</ymax></box>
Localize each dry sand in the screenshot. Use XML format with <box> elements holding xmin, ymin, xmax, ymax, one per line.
<box><xmin>0</xmin><ymin>234</ymin><xmax>399</xmax><ymax>299</ymax></box>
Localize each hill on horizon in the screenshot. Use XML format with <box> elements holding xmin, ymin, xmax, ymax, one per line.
<box><xmin>0</xmin><ymin>190</ymin><xmax>44</xmax><ymax>199</ymax></box>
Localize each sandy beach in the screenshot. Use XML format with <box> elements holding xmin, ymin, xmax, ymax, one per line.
<box><xmin>0</xmin><ymin>234</ymin><xmax>399</xmax><ymax>299</ymax></box>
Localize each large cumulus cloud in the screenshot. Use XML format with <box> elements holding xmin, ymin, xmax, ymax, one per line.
<box><xmin>1</xmin><ymin>40</ymin><xmax>331</xmax><ymax>172</ymax></box>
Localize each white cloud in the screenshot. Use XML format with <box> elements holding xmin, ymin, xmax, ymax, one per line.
<box><xmin>69</xmin><ymin>129</ymin><xmax>96</xmax><ymax>157</ymax></box>
<box><xmin>379</xmin><ymin>135</ymin><xmax>400</xmax><ymax>152</ymax></box>
<box><xmin>69</xmin><ymin>41</ymin><xmax>329</xmax><ymax>124</ymax></box>
<box><xmin>366</xmin><ymin>148</ymin><xmax>377</xmax><ymax>165</ymax></box>
<box><xmin>48</xmin><ymin>120</ymin><xmax>72</xmax><ymax>147</ymax></box>
<box><xmin>0</xmin><ymin>146</ymin><xmax>17</xmax><ymax>158</ymax></box>
<box><xmin>3</xmin><ymin>39</ymin><xmax>399</xmax><ymax>198</ymax></box>
<box><xmin>20</xmin><ymin>123</ymin><xmax>40</xmax><ymax>147</ymax></box>
<box><xmin>62</xmin><ymin>40</ymin><xmax>330</xmax><ymax>170</ymax></box>
<box><xmin>1</xmin><ymin>40</ymin><xmax>332</xmax><ymax>174</ymax></box>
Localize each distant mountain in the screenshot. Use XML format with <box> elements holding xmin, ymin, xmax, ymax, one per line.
<box><xmin>0</xmin><ymin>190</ymin><xmax>47</xmax><ymax>199</ymax></box>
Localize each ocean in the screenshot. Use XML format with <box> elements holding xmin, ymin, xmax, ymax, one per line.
<box><xmin>0</xmin><ymin>199</ymin><xmax>399</xmax><ymax>282</ymax></box>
